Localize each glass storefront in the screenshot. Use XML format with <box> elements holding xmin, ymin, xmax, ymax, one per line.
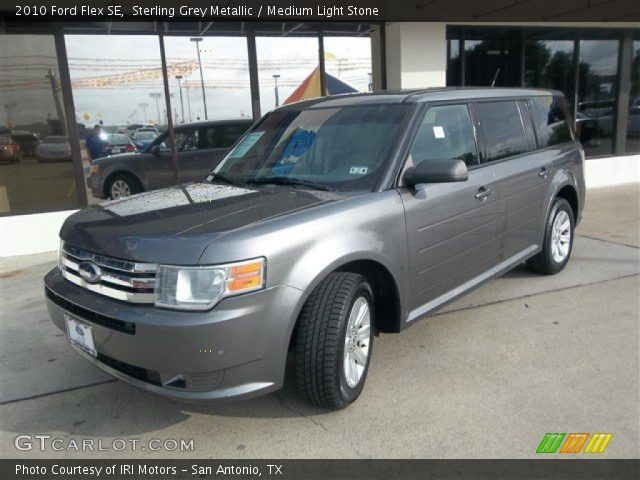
<box><xmin>256</xmin><ymin>36</ymin><xmax>320</xmax><ymax>112</ymax></box>
<box><xmin>65</xmin><ymin>35</ymin><xmax>166</xmax><ymax>203</ymax></box>
<box><xmin>448</xmin><ymin>26</ymin><xmax>639</xmax><ymax>158</ymax></box>
<box><xmin>626</xmin><ymin>40</ymin><xmax>640</xmax><ymax>153</ymax></box>
<box><xmin>0</xmin><ymin>34</ymin><xmax>80</xmax><ymax>214</ymax></box>
<box><xmin>578</xmin><ymin>40</ymin><xmax>619</xmax><ymax>157</ymax></box>
<box><xmin>164</xmin><ymin>36</ymin><xmax>252</xmax><ymax>122</ymax></box>
<box><xmin>323</xmin><ymin>36</ymin><xmax>373</xmax><ymax>93</ymax></box>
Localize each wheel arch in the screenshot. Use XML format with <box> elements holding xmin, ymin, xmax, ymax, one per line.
<box><xmin>287</xmin><ymin>255</ymin><xmax>403</xmax><ymax>355</ymax></box>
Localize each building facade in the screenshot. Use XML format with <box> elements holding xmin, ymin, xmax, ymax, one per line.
<box><xmin>0</xmin><ymin>21</ymin><xmax>638</xmax><ymax>256</ymax></box>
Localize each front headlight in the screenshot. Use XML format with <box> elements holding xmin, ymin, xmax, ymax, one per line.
<box><xmin>90</xmin><ymin>164</ymin><xmax>100</xmax><ymax>174</ymax></box>
<box><xmin>154</xmin><ymin>258</ymin><xmax>265</xmax><ymax>311</ymax></box>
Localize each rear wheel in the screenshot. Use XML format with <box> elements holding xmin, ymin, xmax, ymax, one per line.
<box><xmin>107</xmin><ymin>174</ymin><xmax>141</xmax><ymax>200</ymax></box>
<box><xmin>527</xmin><ymin>198</ymin><xmax>574</xmax><ymax>275</ymax></box>
<box><xmin>294</xmin><ymin>272</ymin><xmax>374</xmax><ymax>409</ymax></box>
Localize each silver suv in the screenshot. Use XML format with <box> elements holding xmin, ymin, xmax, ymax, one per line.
<box><xmin>45</xmin><ymin>88</ymin><xmax>585</xmax><ymax>409</ymax></box>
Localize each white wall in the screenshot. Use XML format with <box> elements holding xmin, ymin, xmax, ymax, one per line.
<box><xmin>585</xmin><ymin>155</ymin><xmax>640</xmax><ymax>189</ymax></box>
<box><xmin>0</xmin><ymin>209</ymin><xmax>75</xmax><ymax>257</ymax></box>
<box><xmin>385</xmin><ymin>23</ymin><xmax>447</xmax><ymax>89</ymax></box>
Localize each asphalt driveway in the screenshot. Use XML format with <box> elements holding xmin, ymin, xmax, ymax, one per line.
<box><xmin>1</xmin><ymin>184</ymin><xmax>638</xmax><ymax>459</ymax></box>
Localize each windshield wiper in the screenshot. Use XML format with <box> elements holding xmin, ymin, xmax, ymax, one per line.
<box><xmin>207</xmin><ymin>172</ymin><xmax>246</xmax><ymax>188</ymax></box>
<box><xmin>245</xmin><ymin>176</ymin><xmax>333</xmax><ymax>191</ymax></box>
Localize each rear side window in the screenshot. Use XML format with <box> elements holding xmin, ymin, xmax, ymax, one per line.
<box><xmin>476</xmin><ymin>101</ymin><xmax>529</xmax><ymax>162</ymax></box>
<box><xmin>200</xmin><ymin>124</ymin><xmax>247</xmax><ymax>149</ymax></box>
<box><xmin>409</xmin><ymin>104</ymin><xmax>478</xmax><ymax>167</ymax></box>
<box><xmin>530</xmin><ymin>96</ymin><xmax>574</xmax><ymax>147</ymax></box>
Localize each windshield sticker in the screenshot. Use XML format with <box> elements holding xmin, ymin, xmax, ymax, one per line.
<box><xmin>349</xmin><ymin>166</ymin><xmax>369</xmax><ymax>175</ymax></box>
<box><xmin>229</xmin><ymin>131</ymin><xmax>264</xmax><ymax>158</ymax></box>
<box><xmin>433</xmin><ymin>126</ymin><xmax>445</xmax><ymax>139</ymax></box>
<box><xmin>283</xmin><ymin>129</ymin><xmax>316</xmax><ymax>159</ymax></box>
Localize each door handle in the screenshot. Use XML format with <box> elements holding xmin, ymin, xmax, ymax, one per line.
<box><xmin>539</xmin><ymin>167</ymin><xmax>549</xmax><ymax>179</ymax></box>
<box><xmin>475</xmin><ymin>187</ymin><xmax>494</xmax><ymax>201</ymax></box>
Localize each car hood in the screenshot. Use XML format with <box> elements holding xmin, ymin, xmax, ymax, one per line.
<box><xmin>60</xmin><ymin>182</ymin><xmax>346</xmax><ymax>264</ymax></box>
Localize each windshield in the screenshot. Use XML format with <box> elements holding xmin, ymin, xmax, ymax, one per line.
<box><xmin>108</xmin><ymin>134</ymin><xmax>130</xmax><ymax>144</ymax></box>
<box><xmin>135</xmin><ymin>131</ymin><xmax>157</xmax><ymax>140</ymax></box>
<box><xmin>213</xmin><ymin>104</ymin><xmax>409</xmax><ymax>192</ymax></box>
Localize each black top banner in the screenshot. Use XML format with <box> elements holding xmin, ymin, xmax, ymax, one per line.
<box><xmin>1</xmin><ymin>0</ymin><xmax>639</xmax><ymax>22</ymax></box>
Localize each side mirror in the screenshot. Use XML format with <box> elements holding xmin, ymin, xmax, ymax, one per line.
<box><xmin>404</xmin><ymin>159</ymin><xmax>468</xmax><ymax>186</ymax></box>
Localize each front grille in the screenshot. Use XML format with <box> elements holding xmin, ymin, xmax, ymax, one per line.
<box><xmin>60</xmin><ymin>242</ymin><xmax>156</xmax><ymax>304</ymax></box>
<box><xmin>45</xmin><ymin>287</ymin><xmax>136</xmax><ymax>335</ymax></box>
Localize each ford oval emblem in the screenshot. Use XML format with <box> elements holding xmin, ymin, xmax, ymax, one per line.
<box><xmin>77</xmin><ymin>261</ymin><xmax>102</xmax><ymax>284</ymax></box>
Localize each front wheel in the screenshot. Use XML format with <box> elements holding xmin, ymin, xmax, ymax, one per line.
<box><xmin>294</xmin><ymin>272</ymin><xmax>374</xmax><ymax>409</ymax></box>
<box><xmin>107</xmin><ymin>174</ymin><xmax>141</xmax><ymax>200</ymax></box>
<box><xmin>527</xmin><ymin>198</ymin><xmax>575</xmax><ymax>275</ymax></box>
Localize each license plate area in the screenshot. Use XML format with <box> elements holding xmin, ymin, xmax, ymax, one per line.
<box><xmin>65</xmin><ymin>314</ymin><xmax>97</xmax><ymax>357</ymax></box>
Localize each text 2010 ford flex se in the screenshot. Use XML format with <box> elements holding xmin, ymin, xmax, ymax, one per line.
<box><xmin>45</xmin><ymin>88</ymin><xmax>585</xmax><ymax>409</ymax></box>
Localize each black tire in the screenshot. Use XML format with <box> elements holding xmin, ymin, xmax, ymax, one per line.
<box><xmin>527</xmin><ymin>198</ymin><xmax>575</xmax><ymax>275</ymax></box>
<box><xmin>294</xmin><ymin>272</ymin><xmax>374</xmax><ymax>409</ymax></box>
<box><xmin>106</xmin><ymin>173</ymin><xmax>141</xmax><ymax>199</ymax></box>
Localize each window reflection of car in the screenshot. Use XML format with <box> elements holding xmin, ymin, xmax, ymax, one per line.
<box><xmin>35</xmin><ymin>135</ymin><xmax>71</xmax><ymax>162</ymax></box>
<box><xmin>0</xmin><ymin>135</ymin><xmax>22</xmax><ymax>164</ymax></box>
<box><xmin>132</xmin><ymin>130</ymin><xmax>158</xmax><ymax>150</ymax></box>
<box><xmin>575</xmin><ymin>112</ymin><xmax>602</xmax><ymax>144</ymax></box>
<box><xmin>9</xmin><ymin>131</ymin><xmax>39</xmax><ymax>156</ymax></box>
<box><xmin>102</xmin><ymin>133</ymin><xmax>137</xmax><ymax>156</ymax></box>
<box><xmin>87</xmin><ymin>119</ymin><xmax>252</xmax><ymax>199</ymax></box>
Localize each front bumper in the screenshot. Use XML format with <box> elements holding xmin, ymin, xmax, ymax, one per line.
<box><xmin>45</xmin><ymin>268</ymin><xmax>303</xmax><ymax>402</ymax></box>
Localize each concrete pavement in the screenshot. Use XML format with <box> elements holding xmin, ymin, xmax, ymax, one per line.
<box><xmin>1</xmin><ymin>184</ymin><xmax>638</xmax><ymax>459</ymax></box>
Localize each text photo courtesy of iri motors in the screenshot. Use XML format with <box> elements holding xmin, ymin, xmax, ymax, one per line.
<box><xmin>0</xmin><ymin>1</ymin><xmax>639</xmax><ymax>480</ymax></box>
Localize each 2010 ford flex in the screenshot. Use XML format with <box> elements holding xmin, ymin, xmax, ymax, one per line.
<box><xmin>45</xmin><ymin>88</ymin><xmax>585</xmax><ymax>409</ymax></box>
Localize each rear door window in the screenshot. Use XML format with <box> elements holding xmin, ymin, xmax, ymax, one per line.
<box><xmin>409</xmin><ymin>104</ymin><xmax>478</xmax><ymax>168</ymax></box>
<box><xmin>476</xmin><ymin>101</ymin><xmax>529</xmax><ymax>162</ymax></box>
<box><xmin>517</xmin><ymin>100</ymin><xmax>537</xmax><ymax>150</ymax></box>
<box><xmin>530</xmin><ymin>95</ymin><xmax>574</xmax><ymax>147</ymax></box>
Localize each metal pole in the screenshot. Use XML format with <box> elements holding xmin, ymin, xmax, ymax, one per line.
<box><xmin>185</xmin><ymin>77</ymin><xmax>193</xmax><ymax>122</ymax></box>
<box><xmin>45</xmin><ymin>69</ymin><xmax>67</xmax><ymax>135</ymax></box>
<box><xmin>139</xmin><ymin>103</ymin><xmax>148</xmax><ymax>123</ymax></box>
<box><xmin>159</xmin><ymin>33</ymin><xmax>179</xmax><ymax>184</ymax></box>
<box><xmin>53</xmin><ymin>28</ymin><xmax>88</xmax><ymax>207</ymax></box>
<box><xmin>614</xmin><ymin>31</ymin><xmax>632</xmax><ymax>155</ymax></box>
<box><xmin>318</xmin><ymin>31</ymin><xmax>326</xmax><ymax>97</ymax></box>
<box><xmin>273</xmin><ymin>74</ymin><xmax>281</xmax><ymax>107</ymax></box>
<box><xmin>190</xmin><ymin>37</ymin><xmax>208</xmax><ymax>119</ymax></box>
<box><xmin>175</xmin><ymin>75</ymin><xmax>185</xmax><ymax>123</ymax></box>
<box><xmin>246</xmin><ymin>28</ymin><xmax>261</xmax><ymax>120</ymax></box>
<box><xmin>150</xmin><ymin>92</ymin><xmax>161</xmax><ymax>125</ymax></box>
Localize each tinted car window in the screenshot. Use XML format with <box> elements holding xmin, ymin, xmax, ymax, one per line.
<box><xmin>530</xmin><ymin>95</ymin><xmax>574</xmax><ymax>147</ymax></box>
<box><xmin>175</xmin><ymin>129</ymin><xmax>199</xmax><ymax>151</ymax></box>
<box><xmin>200</xmin><ymin>124</ymin><xmax>246</xmax><ymax>149</ymax></box>
<box><xmin>517</xmin><ymin>100</ymin><xmax>537</xmax><ymax>150</ymax></box>
<box><xmin>410</xmin><ymin>104</ymin><xmax>478</xmax><ymax>167</ymax></box>
<box><xmin>476</xmin><ymin>101</ymin><xmax>529</xmax><ymax>162</ymax></box>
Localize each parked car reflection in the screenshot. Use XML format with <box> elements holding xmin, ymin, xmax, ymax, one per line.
<box><xmin>0</xmin><ymin>135</ymin><xmax>22</xmax><ymax>164</ymax></box>
<box><xmin>36</xmin><ymin>135</ymin><xmax>72</xmax><ymax>162</ymax></box>
<box><xmin>102</xmin><ymin>133</ymin><xmax>137</xmax><ymax>156</ymax></box>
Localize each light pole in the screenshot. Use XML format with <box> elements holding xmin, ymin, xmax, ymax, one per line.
<box><xmin>150</xmin><ymin>92</ymin><xmax>162</xmax><ymax>125</ymax></box>
<box><xmin>273</xmin><ymin>74</ymin><xmax>281</xmax><ymax>107</ymax></box>
<box><xmin>139</xmin><ymin>103</ymin><xmax>149</xmax><ymax>124</ymax></box>
<box><xmin>184</xmin><ymin>76</ymin><xmax>193</xmax><ymax>122</ymax></box>
<box><xmin>174</xmin><ymin>75</ymin><xmax>185</xmax><ymax>124</ymax></box>
<box><xmin>4</xmin><ymin>102</ymin><xmax>17</xmax><ymax>126</ymax></box>
<box><xmin>190</xmin><ymin>37</ymin><xmax>208</xmax><ymax>119</ymax></box>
